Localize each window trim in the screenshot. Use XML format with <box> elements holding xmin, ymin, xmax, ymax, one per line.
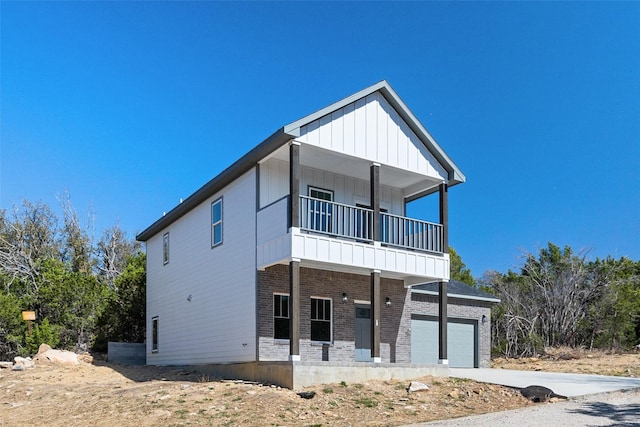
<box><xmin>151</xmin><ymin>316</ymin><xmax>159</xmax><ymax>353</ymax></box>
<box><xmin>310</xmin><ymin>296</ymin><xmax>332</xmax><ymax>343</ymax></box>
<box><xmin>211</xmin><ymin>197</ymin><xmax>223</xmax><ymax>248</ymax></box>
<box><xmin>273</xmin><ymin>293</ymin><xmax>290</xmax><ymax>341</ymax></box>
<box><xmin>162</xmin><ymin>233</ymin><xmax>169</xmax><ymax>265</ymax></box>
<box><xmin>308</xmin><ymin>186</ymin><xmax>333</xmax><ymax>201</ymax></box>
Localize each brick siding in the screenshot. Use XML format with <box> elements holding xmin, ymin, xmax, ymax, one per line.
<box><xmin>257</xmin><ymin>264</ymin><xmax>408</xmax><ymax>363</ymax></box>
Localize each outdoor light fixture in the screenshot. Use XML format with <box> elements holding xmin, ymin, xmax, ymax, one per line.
<box><xmin>342</xmin><ymin>293</ymin><xmax>348</xmax><ymax>303</ymax></box>
<box><xmin>385</xmin><ymin>297</ymin><xmax>391</xmax><ymax>307</ymax></box>
<box><xmin>482</xmin><ymin>314</ymin><xmax>487</xmax><ymax>324</ymax></box>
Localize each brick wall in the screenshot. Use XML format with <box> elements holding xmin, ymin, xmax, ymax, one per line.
<box><xmin>257</xmin><ymin>264</ymin><xmax>408</xmax><ymax>363</ymax></box>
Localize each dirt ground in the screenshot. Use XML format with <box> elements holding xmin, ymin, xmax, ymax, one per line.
<box><xmin>1</xmin><ymin>349</ymin><xmax>637</xmax><ymax>427</ymax></box>
<box><xmin>491</xmin><ymin>347</ymin><xmax>640</xmax><ymax>377</ymax></box>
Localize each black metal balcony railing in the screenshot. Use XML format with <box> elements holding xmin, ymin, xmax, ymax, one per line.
<box><xmin>299</xmin><ymin>196</ymin><xmax>443</xmax><ymax>253</ymax></box>
<box><xmin>299</xmin><ymin>195</ymin><xmax>374</xmax><ymax>242</ymax></box>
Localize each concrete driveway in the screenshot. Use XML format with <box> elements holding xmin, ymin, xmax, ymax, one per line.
<box><xmin>449</xmin><ymin>368</ymin><xmax>640</xmax><ymax>397</ymax></box>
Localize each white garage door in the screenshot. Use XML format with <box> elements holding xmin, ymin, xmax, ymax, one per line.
<box><xmin>411</xmin><ymin>316</ymin><xmax>477</xmax><ymax>368</ymax></box>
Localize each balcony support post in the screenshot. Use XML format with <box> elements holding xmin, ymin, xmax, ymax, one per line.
<box><xmin>438</xmin><ymin>280</ymin><xmax>448</xmax><ymax>364</ymax></box>
<box><xmin>289</xmin><ymin>142</ymin><xmax>300</xmax><ymax>229</ymax></box>
<box><xmin>439</xmin><ymin>182</ymin><xmax>448</xmax><ymax>253</ymax></box>
<box><xmin>370</xmin><ymin>270</ymin><xmax>381</xmax><ymax>362</ymax></box>
<box><xmin>438</xmin><ymin>182</ymin><xmax>449</xmax><ymax>364</ymax></box>
<box><xmin>289</xmin><ymin>259</ymin><xmax>300</xmax><ymax>361</ymax></box>
<box><xmin>370</xmin><ymin>163</ymin><xmax>380</xmax><ymax>242</ymax></box>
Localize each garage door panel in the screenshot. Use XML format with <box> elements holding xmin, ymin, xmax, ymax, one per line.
<box><xmin>411</xmin><ymin>316</ymin><xmax>477</xmax><ymax>368</ymax></box>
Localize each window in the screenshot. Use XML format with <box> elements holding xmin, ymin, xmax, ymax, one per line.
<box><xmin>310</xmin><ymin>297</ymin><xmax>332</xmax><ymax>342</ymax></box>
<box><xmin>211</xmin><ymin>197</ymin><xmax>223</xmax><ymax>247</ymax></box>
<box><xmin>308</xmin><ymin>187</ymin><xmax>333</xmax><ymax>233</ymax></box>
<box><xmin>152</xmin><ymin>316</ymin><xmax>159</xmax><ymax>352</ymax></box>
<box><xmin>273</xmin><ymin>294</ymin><xmax>290</xmax><ymax>340</ymax></box>
<box><xmin>162</xmin><ymin>233</ymin><xmax>169</xmax><ymax>265</ymax></box>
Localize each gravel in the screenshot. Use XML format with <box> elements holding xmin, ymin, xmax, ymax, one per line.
<box><xmin>407</xmin><ymin>388</ymin><xmax>640</xmax><ymax>426</ymax></box>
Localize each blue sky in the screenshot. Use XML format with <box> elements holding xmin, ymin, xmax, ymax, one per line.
<box><xmin>1</xmin><ymin>2</ymin><xmax>638</xmax><ymax>277</ymax></box>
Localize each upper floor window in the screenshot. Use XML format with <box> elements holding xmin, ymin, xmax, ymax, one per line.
<box><xmin>162</xmin><ymin>232</ymin><xmax>169</xmax><ymax>265</ymax></box>
<box><xmin>273</xmin><ymin>294</ymin><xmax>290</xmax><ymax>340</ymax></box>
<box><xmin>311</xmin><ymin>297</ymin><xmax>332</xmax><ymax>342</ymax></box>
<box><xmin>211</xmin><ymin>197</ymin><xmax>223</xmax><ymax>247</ymax></box>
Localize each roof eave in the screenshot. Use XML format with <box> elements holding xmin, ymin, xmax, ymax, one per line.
<box><xmin>136</xmin><ymin>128</ymin><xmax>290</xmax><ymax>242</ymax></box>
<box><xmin>411</xmin><ymin>289</ymin><xmax>501</xmax><ymax>303</ymax></box>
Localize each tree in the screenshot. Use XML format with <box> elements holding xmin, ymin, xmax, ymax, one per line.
<box><xmin>449</xmin><ymin>247</ymin><xmax>474</xmax><ymax>285</ymax></box>
<box><xmin>486</xmin><ymin>242</ymin><xmax>640</xmax><ymax>357</ymax></box>
<box><xmin>96</xmin><ymin>224</ymin><xmax>140</xmax><ymax>288</ymax></box>
<box><xmin>0</xmin><ymin>200</ymin><xmax>59</xmax><ymax>295</ymax></box>
<box><xmin>585</xmin><ymin>257</ymin><xmax>640</xmax><ymax>350</ymax></box>
<box><xmin>95</xmin><ymin>252</ymin><xmax>146</xmax><ymax>350</ymax></box>
<box><xmin>520</xmin><ymin>243</ymin><xmax>601</xmax><ymax>348</ymax></box>
<box><xmin>0</xmin><ymin>292</ymin><xmax>25</xmax><ymax>359</ymax></box>
<box><xmin>0</xmin><ymin>197</ymin><xmax>141</xmax><ymax>358</ymax></box>
<box><xmin>59</xmin><ymin>192</ymin><xmax>94</xmax><ymax>274</ymax></box>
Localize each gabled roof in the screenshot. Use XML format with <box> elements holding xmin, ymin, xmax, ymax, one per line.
<box><xmin>412</xmin><ymin>280</ymin><xmax>501</xmax><ymax>303</ymax></box>
<box><xmin>137</xmin><ymin>81</ymin><xmax>465</xmax><ymax>242</ymax></box>
<box><xmin>285</xmin><ymin>81</ymin><xmax>465</xmax><ymax>186</ymax></box>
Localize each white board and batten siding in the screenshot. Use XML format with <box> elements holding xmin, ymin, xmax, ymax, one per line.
<box><xmin>290</xmin><ymin>230</ymin><xmax>450</xmax><ymax>282</ymax></box>
<box><xmin>146</xmin><ymin>169</ymin><xmax>257</xmax><ymax>365</ymax></box>
<box><xmin>259</xmin><ymin>158</ymin><xmax>404</xmax><ymax>215</ymax></box>
<box><xmin>297</xmin><ymin>92</ymin><xmax>448</xmax><ymax>183</ymax></box>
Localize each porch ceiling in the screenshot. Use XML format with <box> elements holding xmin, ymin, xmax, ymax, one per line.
<box><xmin>265</xmin><ymin>144</ymin><xmax>443</xmax><ymax>197</ymax></box>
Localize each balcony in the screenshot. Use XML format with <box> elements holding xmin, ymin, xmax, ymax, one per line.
<box><xmin>256</xmin><ymin>196</ymin><xmax>449</xmax><ymax>282</ymax></box>
<box><xmin>299</xmin><ymin>195</ymin><xmax>443</xmax><ymax>253</ymax></box>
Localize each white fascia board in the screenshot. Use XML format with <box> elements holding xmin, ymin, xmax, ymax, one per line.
<box><xmin>411</xmin><ymin>289</ymin><xmax>501</xmax><ymax>303</ymax></box>
<box><xmin>284</xmin><ymin>81</ymin><xmax>389</xmax><ymax>137</ymax></box>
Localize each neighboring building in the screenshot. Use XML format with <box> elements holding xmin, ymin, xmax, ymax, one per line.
<box><xmin>137</xmin><ymin>81</ymin><xmax>479</xmax><ymax>386</ymax></box>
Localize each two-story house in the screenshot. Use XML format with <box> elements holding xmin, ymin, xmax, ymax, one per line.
<box><xmin>137</xmin><ymin>81</ymin><xmax>485</xmax><ymax>389</ymax></box>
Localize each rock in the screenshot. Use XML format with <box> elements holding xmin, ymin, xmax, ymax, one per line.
<box><xmin>520</xmin><ymin>385</ymin><xmax>567</xmax><ymax>402</ymax></box>
<box><xmin>0</xmin><ymin>361</ymin><xmax>13</xmax><ymax>369</ymax></box>
<box><xmin>448</xmin><ymin>389</ymin><xmax>460</xmax><ymax>399</ymax></box>
<box><xmin>12</xmin><ymin>364</ymin><xmax>25</xmax><ymax>371</ymax></box>
<box><xmin>35</xmin><ymin>349</ymin><xmax>79</xmax><ymax>366</ymax></box>
<box><xmin>407</xmin><ymin>381</ymin><xmax>430</xmax><ymax>393</ymax></box>
<box><xmin>38</xmin><ymin>343</ymin><xmax>52</xmax><ymax>354</ymax></box>
<box><xmin>296</xmin><ymin>391</ymin><xmax>315</xmax><ymax>399</ymax></box>
<box><xmin>14</xmin><ymin>357</ymin><xmax>35</xmax><ymax>368</ymax></box>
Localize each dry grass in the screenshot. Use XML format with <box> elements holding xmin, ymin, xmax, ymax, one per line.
<box><xmin>2</xmin><ymin>349</ymin><xmax>638</xmax><ymax>426</ymax></box>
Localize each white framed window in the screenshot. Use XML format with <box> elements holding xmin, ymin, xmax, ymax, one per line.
<box><xmin>310</xmin><ymin>297</ymin><xmax>332</xmax><ymax>342</ymax></box>
<box><xmin>308</xmin><ymin>187</ymin><xmax>333</xmax><ymax>233</ymax></box>
<box><xmin>162</xmin><ymin>233</ymin><xmax>169</xmax><ymax>265</ymax></box>
<box><xmin>211</xmin><ymin>197</ymin><xmax>223</xmax><ymax>247</ymax></box>
<box><xmin>273</xmin><ymin>294</ymin><xmax>290</xmax><ymax>340</ymax></box>
<box><xmin>152</xmin><ymin>316</ymin><xmax>159</xmax><ymax>352</ymax></box>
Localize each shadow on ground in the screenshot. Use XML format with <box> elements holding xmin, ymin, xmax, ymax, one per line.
<box><xmin>89</xmin><ymin>352</ymin><xmax>215</xmax><ymax>383</ymax></box>
<box><xmin>568</xmin><ymin>397</ymin><xmax>640</xmax><ymax>426</ymax></box>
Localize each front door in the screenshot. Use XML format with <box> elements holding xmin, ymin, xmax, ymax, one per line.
<box><xmin>355</xmin><ymin>305</ymin><xmax>371</xmax><ymax>362</ymax></box>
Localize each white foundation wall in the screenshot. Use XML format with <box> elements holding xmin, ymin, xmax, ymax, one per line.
<box><xmin>146</xmin><ymin>169</ymin><xmax>257</xmax><ymax>365</ymax></box>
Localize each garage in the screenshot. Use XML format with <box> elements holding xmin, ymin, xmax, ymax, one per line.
<box><xmin>411</xmin><ymin>315</ymin><xmax>478</xmax><ymax>368</ymax></box>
